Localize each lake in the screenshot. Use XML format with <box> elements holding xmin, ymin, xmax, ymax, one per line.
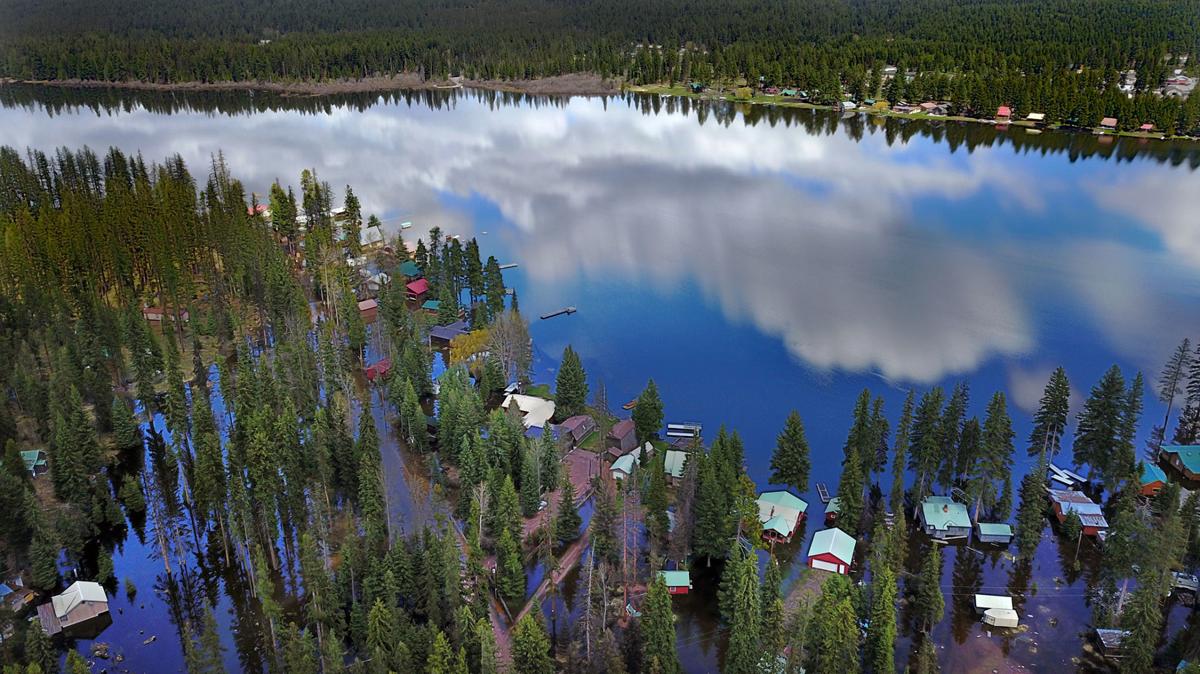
<box><xmin>4</xmin><ymin>84</ymin><xmax>1200</xmax><ymax>672</ymax></box>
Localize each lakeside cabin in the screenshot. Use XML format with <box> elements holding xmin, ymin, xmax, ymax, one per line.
<box><xmin>360</xmin><ymin>224</ymin><xmax>385</xmax><ymax>251</ymax></box>
<box><xmin>807</xmin><ymin>528</ymin><xmax>855</xmax><ymax>575</ymax></box>
<box><xmin>663</xmin><ymin>449</ymin><xmax>689</xmax><ymax>483</ymax></box>
<box><xmin>976</xmin><ymin>594</ymin><xmax>1019</xmax><ymax>628</ymax></box>
<box><xmin>1048</xmin><ymin>489</ymin><xmax>1109</xmax><ymax>536</ymax></box>
<box><xmin>824</xmin><ymin>497</ymin><xmax>842</xmax><ymax>526</ymax></box>
<box><xmin>996</xmin><ymin>105</ymin><xmax>1012</xmax><ymax>122</ymax></box>
<box><xmin>556</xmin><ymin>415</ymin><xmax>597</xmax><ymax>448</ymax></box>
<box><xmin>607</xmin><ymin>419</ymin><xmax>638</xmax><ymax>455</ymax></box>
<box><xmin>919</xmin><ymin>495</ymin><xmax>972</xmax><ymax>540</ymax></box>
<box><xmin>37</xmin><ymin>581</ymin><xmax>109</xmax><ymax>637</ymax></box>
<box><xmin>429</xmin><ymin>320</ymin><xmax>469</xmax><ymax>346</ymax></box>
<box><xmin>610</xmin><ymin>443</ymin><xmax>650</xmax><ymax>481</ymax></box>
<box><xmin>1140</xmin><ymin>462</ymin><xmax>1168</xmax><ymax>496</ymax></box>
<box><xmin>757</xmin><ymin>489</ymin><xmax>808</xmax><ymax>544</ymax></box>
<box><xmin>976</xmin><ymin>522</ymin><xmax>1013</xmax><ymax>545</ymax></box>
<box><xmin>1094</xmin><ymin>628</ymin><xmax>1132</xmax><ymax>660</ymax></box>
<box><xmin>357</xmin><ymin>298</ymin><xmax>378</xmax><ymax>322</ymax></box>
<box><xmin>421</xmin><ymin>299</ymin><xmax>441</xmax><ymax>315</ymax></box>
<box><xmin>406</xmin><ymin>278</ymin><xmax>430</xmax><ymax>300</ymax></box>
<box><xmin>1161</xmin><ymin>445</ymin><xmax>1200</xmax><ymax>480</ymax></box>
<box><xmin>364</xmin><ymin>359</ymin><xmax>392</xmax><ymax>383</ymax></box>
<box><xmin>658</xmin><ymin>570</ymin><xmax>693</xmax><ymax>595</ymax></box>
<box><xmin>398</xmin><ymin>261</ymin><xmax>422</xmax><ymax>279</ymax></box>
<box><xmin>1100</xmin><ymin>117</ymin><xmax>1118</xmax><ymax>131</ymax></box>
<box><xmin>500</xmin><ymin>394</ymin><xmax>556</xmax><ymax>430</ymax></box>
<box><xmin>1026</xmin><ymin>112</ymin><xmax>1046</xmax><ymax>124</ymax></box>
<box><xmin>20</xmin><ymin>450</ymin><xmax>48</xmax><ymax>478</ymax></box>
<box><xmin>142</xmin><ymin>306</ymin><xmax>189</xmax><ymax>324</ymax></box>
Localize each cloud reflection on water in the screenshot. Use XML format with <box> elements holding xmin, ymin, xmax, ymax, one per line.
<box><xmin>3</xmin><ymin>94</ymin><xmax>1197</xmax><ymax>383</ymax></box>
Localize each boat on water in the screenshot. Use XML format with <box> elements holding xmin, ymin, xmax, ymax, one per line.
<box><xmin>540</xmin><ymin>306</ymin><xmax>576</xmax><ymax>320</ymax></box>
<box><xmin>622</xmin><ymin>399</ymin><xmax>637</xmax><ymax>410</ymax></box>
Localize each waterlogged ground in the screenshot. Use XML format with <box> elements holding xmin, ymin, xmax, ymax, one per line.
<box><xmin>6</xmin><ymin>85</ymin><xmax>1200</xmax><ymax>672</ymax></box>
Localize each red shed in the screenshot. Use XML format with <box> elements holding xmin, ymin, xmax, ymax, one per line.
<box><xmin>406</xmin><ymin>278</ymin><xmax>430</xmax><ymax>300</ymax></box>
<box><xmin>996</xmin><ymin>105</ymin><xmax>1012</xmax><ymax>121</ymax></box>
<box><xmin>365</xmin><ymin>359</ymin><xmax>392</xmax><ymax>382</ymax></box>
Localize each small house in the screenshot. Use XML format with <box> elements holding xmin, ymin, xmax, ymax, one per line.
<box><xmin>365</xmin><ymin>272</ymin><xmax>391</xmax><ymax>294</ymax></box>
<box><xmin>780</xmin><ymin>89</ymin><xmax>797</xmax><ymax>97</ymax></box>
<box><xmin>247</xmin><ymin>203</ymin><xmax>270</xmax><ymax>217</ymax></box>
<box><xmin>37</xmin><ymin>581</ymin><xmax>109</xmax><ymax>636</ymax></box>
<box><xmin>1139</xmin><ymin>123</ymin><xmax>1155</xmax><ymax>132</ymax></box>
<box><xmin>20</xmin><ymin>450</ymin><xmax>48</xmax><ymax>478</ymax></box>
<box><xmin>357</xmin><ymin>298</ymin><xmax>378</xmax><ymax>322</ymax></box>
<box><xmin>663</xmin><ymin>449</ymin><xmax>689</xmax><ymax>483</ymax></box>
<box><xmin>919</xmin><ymin>496</ymin><xmax>971</xmax><ymax>540</ymax></box>
<box><xmin>398</xmin><ymin>260</ymin><xmax>422</xmax><ymax>279</ymax></box>
<box><xmin>1100</xmin><ymin>117</ymin><xmax>1118</xmax><ymax>130</ymax></box>
<box><xmin>975</xmin><ymin>522</ymin><xmax>1013</xmax><ymax>545</ymax></box>
<box><xmin>996</xmin><ymin>105</ymin><xmax>1012</xmax><ymax>122</ymax></box>
<box><xmin>142</xmin><ymin>306</ymin><xmax>189</xmax><ymax>323</ymax></box>
<box><xmin>763</xmin><ymin>86</ymin><xmax>780</xmax><ymax>95</ymax></box>
<box><xmin>1161</xmin><ymin>445</ymin><xmax>1200</xmax><ymax>480</ymax></box>
<box><xmin>611</xmin><ymin>454</ymin><xmax>637</xmax><ymax>481</ymax></box>
<box><xmin>757</xmin><ymin>489</ymin><xmax>808</xmax><ymax>544</ymax></box>
<box><xmin>658</xmin><ymin>570</ymin><xmax>692</xmax><ymax>595</ymax></box>
<box><xmin>364</xmin><ymin>359</ymin><xmax>392</xmax><ymax>383</ymax></box>
<box><xmin>501</xmin><ymin>394</ymin><xmax>556</xmax><ymax>430</ymax></box>
<box><xmin>974</xmin><ymin>594</ymin><xmax>1013</xmax><ymax>613</ymax></box>
<box><xmin>406</xmin><ymin>278</ymin><xmax>430</xmax><ymax>300</ymax></box>
<box><xmin>1026</xmin><ymin>112</ymin><xmax>1046</xmax><ymax>123</ymax></box>
<box><xmin>360</xmin><ymin>224</ymin><xmax>385</xmax><ymax>251</ymax></box>
<box><xmin>1095</xmin><ymin>628</ymin><xmax>1131</xmax><ymax>660</ymax></box>
<box><xmin>608</xmin><ymin>419</ymin><xmax>637</xmax><ymax>455</ymax></box>
<box><xmin>807</xmin><ymin>528</ymin><xmax>855</xmax><ymax>575</ymax></box>
<box><xmin>429</xmin><ymin>321</ymin><xmax>469</xmax><ymax>346</ymax></box>
<box><xmin>983</xmin><ymin>608</ymin><xmax>1020</xmax><ymax>628</ymax></box>
<box><xmin>1048</xmin><ymin>489</ymin><xmax>1109</xmax><ymax>536</ymax></box>
<box><xmin>556</xmin><ymin>415</ymin><xmax>597</xmax><ymax>447</ymax></box>
<box><xmin>824</xmin><ymin>497</ymin><xmax>842</xmax><ymax>526</ymax></box>
<box><xmin>1140</xmin><ymin>462</ymin><xmax>1168</xmax><ymax>496</ymax></box>
<box><xmin>689</xmin><ymin>83</ymin><xmax>706</xmax><ymax>93</ymax></box>
<box><xmin>421</xmin><ymin>299</ymin><xmax>442</xmax><ymax>315</ymax></box>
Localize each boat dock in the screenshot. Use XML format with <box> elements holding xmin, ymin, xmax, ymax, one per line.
<box><xmin>499</xmin><ymin>263</ymin><xmax>518</xmax><ymax>270</ymax></box>
<box><xmin>665</xmin><ymin>422</ymin><xmax>702</xmax><ymax>439</ymax></box>
<box><xmin>816</xmin><ymin>483</ymin><xmax>831</xmax><ymax>504</ymax></box>
<box><xmin>540</xmin><ymin>306</ymin><xmax>576</xmax><ymax>320</ymax></box>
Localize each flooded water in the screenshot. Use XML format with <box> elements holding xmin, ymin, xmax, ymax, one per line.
<box><xmin>4</xmin><ymin>84</ymin><xmax>1200</xmax><ymax>672</ymax></box>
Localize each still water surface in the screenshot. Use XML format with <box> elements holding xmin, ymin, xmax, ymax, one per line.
<box><xmin>4</xmin><ymin>86</ymin><xmax>1200</xmax><ymax>672</ymax></box>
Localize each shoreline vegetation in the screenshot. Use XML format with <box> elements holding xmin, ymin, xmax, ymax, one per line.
<box><xmin>6</xmin><ymin>73</ymin><xmax>1196</xmax><ymax>143</ymax></box>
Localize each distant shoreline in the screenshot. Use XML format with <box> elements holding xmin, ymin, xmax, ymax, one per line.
<box><xmin>1</xmin><ymin>72</ymin><xmax>621</xmax><ymax>97</ymax></box>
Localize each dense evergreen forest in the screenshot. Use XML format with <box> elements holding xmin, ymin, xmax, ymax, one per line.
<box><xmin>2</xmin><ymin>0</ymin><xmax>1200</xmax><ymax>131</ymax></box>
<box><xmin>1</xmin><ymin>142</ymin><xmax>1200</xmax><ymax>673</ymax></box>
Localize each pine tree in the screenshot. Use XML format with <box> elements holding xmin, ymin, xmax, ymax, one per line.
<box><xmin>512</xmin><ymin>614</ymin><xmax>554</xmax><ymax>674</ymax></box>
<box><xmin>519</xmin><ymin>448</ymin><xmax>541</xmax><ymax>518</ymax></box>
<box><xmin>282</xmin><ymin>623</ymin><xmax>319</xmax><ymax>674</ymax></box>
<box><xmin>111</xmin><ymin>395</ymin><xmax>141</xmax><ymax>452</ymax></box>
<box><xmin>631</xmin><ymin>379</ymin><xmax>664</xmax><ymax>444</ymax></box>
<box><xmin>759</xmin><ymin>556</ymin><xmax>786</xmax><ymax>657</ymax></box>
<box><xmin>496</xmin><ymin>528</ymin><xmax>525</xmax><ymax>603</ymax></box>
<box><xmin>835</xmin><ymin>447</ymin><xmax>865</xmax><ymax>537</ymax></box>
<box><xmin>916</xmin><ymin>545</ymin><xmax>945</xmax><ymax>630</ymax></box>
<box><xmin>978</xmin><ymin>392</ymin><xmax>1015</xmax><ymax>518</ymax></box>
<box><xmin>427</xmin><ymin>630</ymin><xmax>454</xmax><ymax>674</ymax></box>
<box><xmin>864</xmin><ymin>566</ymin><xmax>897</xmax><ymax>674</ymax></box>
<box><xmin>908</xmin><ymin>387</ymin><xmax>945</xmax><ymax>502</ymax></box>
<box><xmin>805</xmin><ymin>575</ymin><xmax>859</xmax><ymax>673</ymax></box>
<box><xmin>890</xmin><ymin>390</ymin><xmax>915</xmax><ymax>514</ymax></box>
<box><xmin>644</xmin><ymin>453</ymin><xmax>670</xmax><ymax>550</ymax></box>
<box><xmin>25</xmin><ymin>621</ymin><xmax>56</xmax><ymax>674</ymax></box>
<box><xmin>724</xmin><ymin>547</ymin><xmax>762</xmax><ymax>674</ymax></box>
<box><xmin>556</xmin><ymin>473</ymin><xmax>582</xmax><ymax>544</ymax></box>
<box><xmin>770</xmin><ymin>410</ymin><xmax>811</xmax><ymax>492</ymax></box>
<box><xmin>1158</xmin><ymin>339</ymin><xmax>1192</xmax><ymax>434</ymax></box>
<box><xmin>693</xmin><ymin>453</ymin><xmax>729</xmax><ymax>565</ymax></box>
<box><xmin>554</xmin><ymin>345</ymin><xmax>588</xmax><ymax>420</ymax></box>
<box><xmin>641</xmin><ymin>574</ymin><xmax>681</xmax><ymax>674</ymax></box>
<box><xmin>66</xmin><ymin>651</ymin><xmax>89</xmax><ymax>674</ymax></box>
<box><xmin>914</xmin><ymin>636</ymin><xmax>940</xmax><ymax>674</ymax></box>
<box><xmin>1014</xmin><ymin>450</ymin><xmax>1048</xmax><ymax>559</ymax></box>
<box><xmin>1075</xmin><ymin>365</ymin><xmax>1135</xmax><ymax>489</ymax></box>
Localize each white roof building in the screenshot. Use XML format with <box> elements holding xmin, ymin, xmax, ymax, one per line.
<box><xmin>501</xmin><ymin>394</ymin><xmax>557</xmax><ymax>429</ymax></box>
<box><xmin>39</xmin><ymin>581</ymin><xmax>109</xmax><ymax>635</ymax></box>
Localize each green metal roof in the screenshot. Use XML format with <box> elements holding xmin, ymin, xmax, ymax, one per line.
<box><xmin>781</xmin><ymin>89</ymin><xmax>797</xmax><ymax>96</ymax></box>
<box><xmin>977</xmin><ymin>522</ymin><xmax>1012</xmax><ymax>536</ymax></box>
<box><xmin>758</xmin><ymin>490</ymin><xmax>808</xmax><ymax>514</ymax></box>
<box><xmin>422</xmin><ymin>299</ymin><xmax>441</xmax><ymax>310</ymax></box>
<box><xmin>658</xmin><ymin>570</ymin><xmax>691</xmax><ymax>588</ymax></box>
<box><xmin>611</xmin><ymin>454</ymin><xmax>636</xmax><ymax>476</ymax></box>
<box><xmin>664</xmin><ymin>450</ymin><xmax>689</xmax><ymax>479</ymax></box>
<box><xmin>20</xmin><ymin>450</ymin><xmax>46</xmax><ymax>469</ymax></box>
<box><xmin>763</xmin><ymin>516</ymin><xmax>792</xmax><ymax>536</ymax></box>
<box><xmin>921</xmin><ymin>496</ymin><xmax>971</xmax><ymax>531</ymax></box>
<box><xmin>1164</xmin><ymin>445</ymin><xmax>1200</xmax><ymax>474</ymax></box>
<box><xmin>1141</xmin><ymin>462</ymin><xmax>1168</xmax><ymax>485</ymax></box>
<box><xmin>825</xmin><ymin>497</ymin><xmax>842</xmax><ymax>515</ymax></box>
<box><xmin>809</xmin><ymin>527</ymin><xmax>855</xmax><ymax>563</ymax></box>
<box><xmin>398</xmin><ymin>260</ymin><xmax>422</xmax><ymax>277</ymax></box>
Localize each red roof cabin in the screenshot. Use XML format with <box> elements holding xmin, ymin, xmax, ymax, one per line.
<box><xmin>1138</xmin><ymin>123</ymin><xmax>1155</xmax><ymax>132</ymax></box>
<box><xmin>364</xmin><ymin>358</ymin><xmax>392</xmax><ymax>383</ymax></box>
<box><xmin>607</xmin><ymin>419</ymin><xmax>637</xmax><ymax>455</ymax></box>
<box><xmin>996</xmin><ymin>105</ymin><xmax>1012</xmax><ymax>122</ymax></box>
<box><xmin>406</xmin><ymin>278</ymin><xmax>430</xmax><ymax>300</ymax></box>
<box><xmin>1048</xmin><ymin>489</ymin><xmax>1108</xmax><ymax>536</ymax></box>
<box><xmin>247</xmin><ymin>203</ymin><xmax>269</xmax><ymax>217</ymax></box>
<box><xmin>357</xmin><ymin>298</ymin><xmax>378</xmax><ymax>322</ymax></box>
<box><xmin>1100</xmin><ymin>117</ymin><xmax>1118</xmax><ymax>130</ymax></box>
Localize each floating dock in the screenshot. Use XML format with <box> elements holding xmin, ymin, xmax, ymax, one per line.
<box><xmin>540</xmin><ymin>306</ymin><xmax>576</xmax><ymax>320</ymax></box>
<box><xmin>499</xmin><ymin>263</ymin><xmax>518</xmax><ymax>270</ymax></box>
<box><xmin>666</xmin><ymin>422</ymin><xmax>702</xmax><ymax>439</ymax></box>
<box><xmin>622</xmin><ymin>399</ymin><xmax>637</xmax><ymax>410</ymax></box>
<box><xmin>816</xmin><ymin>483</ymin><xmax>831</xmax><ymax>504</ymax></box>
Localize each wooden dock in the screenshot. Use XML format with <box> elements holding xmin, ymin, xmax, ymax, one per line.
<box><xmin>816</xmin><ymin>483</ymin><xmax>831</xmax><ymax>504</ymax></box>
<box><xmin>539</xmin><ymin>306</ymin><xmax>576</xmax><ymax>320</ymax></box>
